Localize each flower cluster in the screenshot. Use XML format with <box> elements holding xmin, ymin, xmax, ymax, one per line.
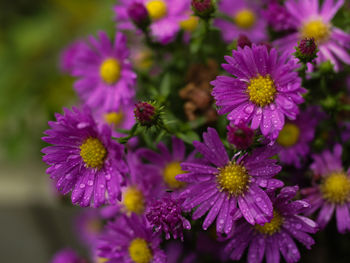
<box><xmin>44</xmin><ymin>0</ymin><xmax>350</xmax><ymax>263</ymax></box>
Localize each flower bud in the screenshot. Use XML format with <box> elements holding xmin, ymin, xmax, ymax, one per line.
<box><xmin>294</xmin><ymin>38</ymin><xmax>318</xmax><ymax>64</ymax></box>
<box><xmin>191</xmin><ymin>0</ymin><xmax>216</xmax><ymax>19</ymax></box>
<box><xmin>127</xmin><ymin>2</ymin><xmax>150</xmax><ymax>31</ymax></box>
<box><xmin>227</xmin><ymin>123</ymin><xmax>254</xmax><ymax>149</ymax></box>
<box><xmin>134</xmin><ymin>101</ymin><xmax>160</xmax><ymax>127</ymax></box>
<box><xmin>237</xmin><ymin>34</ymin><xmax>252</xmax><ymax>49</ymax></box>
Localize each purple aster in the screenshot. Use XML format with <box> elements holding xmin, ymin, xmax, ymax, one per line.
<box><xmin>223</xmin><ymin>186</ymin><xmax>318</xmax><ymax>263</ymax></box>
<box><xmin>70</xmin><ymin>31</ymin><xmax>136</xmax><ymax>112</ymax></box>
<box><xmin>51</xmin><ymin>248</ymin><xmax>86</xmax><ymax>263</ymax></box>
<box><xmin>75</xmin><ymin>208</ymin><xmax>103</xmax><ymax>247</ymax></box>
<box><xmin>100</xmin><ymin>152</ymin><xmax>163</xmax><ymax>219</ymax></box>
<box><xmin>301</xmin><ymin>144</ymin><xmax>350</xmax><ymax>233</ymax></box>
<box><xmin>59</xmin><ymin>40</ymin><xmax>85</xmax><ymax>74</ymax></box>
<box><xmin>274</xmin><ymin>0</ymin><xmax>350</xmax><ymax>71</ymax></box>
<box><xmin>146</xmin><ymin>194</ymin><xmax>191</xmax><ymax>241</ymax></box>
<box><xmin>137</xmin><ymin>137</ymin><xmax>197</xmax><ymax>193</ymax></box>
<box><xmin>96</xmin><ymin>101</ymin><xmax>136</xmax><ymax>139</ymax></box>
<box><xmin>114</xmin><ymin>0</ymin><xmax>190</xmax><ymax>44</ymax></box>
<box><xmin>214</xmin><ymin>0</ymin><xmax>267</xmax><ymax>43</ymax></box>
<box><xmin>263</xmin><ymin>0</ymin><xmax>294</xmax><ymax>32</ymax></box>
<box><xmin>177</xmin><ymin>128</ymin><xmax>283</xmax><ymax>233</ymax></box>
<box><xmin>97</xmin><ymin>214</ymin><xmax>166</xmax><ymax>263</ymax></box>
<box><xmin>276</xmin><ymin>107</ymin><xmax>321</xmax><ymax>168</ymax></box>
<box><xmin>42</xmin><ymin>107</ymin><xmax>126</xmax><ymax>207</ymax></box>
<box><xmin>211</xmin><ymin>44</ymin><xmax>306</xmax><ymax>140</ymax></box>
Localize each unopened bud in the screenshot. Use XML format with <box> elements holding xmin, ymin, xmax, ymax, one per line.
<box><xmin>134</xmin><ymin>101</ymin><xmax>161</xmax><ymax>127</ymax></box>
<box><xmin>227</xmin><ymin>123</ymin><xmax>254</xmax><ymax>149</ymax></box>
<box><xmin>294</xmin><ymin>38</ymin><xmax>318</xmax><ymax>63</ymax></box>
<box><xmin>127</xmin><ymin>2</ymin><xmax>150</xmax><ymax>31</ymax></box>
<box><xmin>191</xmin><ymin>0</ymin><xmax>216</xmax><ymax>19</ymax></box>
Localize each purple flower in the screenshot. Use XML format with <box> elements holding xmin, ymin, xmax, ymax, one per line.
<box><xmin>165</xmin><ymin>241</ymin><xmax>197</xmax><ymax>263</ymax></box>
<box><xmin>100</xmin><ymin>152</ymin><xmax>163</xmax><ymax>218</ymax></box>
<box><xmin>227</xmin><ymin>122</ymin><xmax>254</xmax><ymax>149</ymax></box>
<box><xmin>177</xmin><ymin>128</ymin><xmax>283</xmax><ymax>233</ymax></box>
<box><xmin>214</xmin><ymin>0</ymin><xmax>267</xmax><ymax>43</ymax></box>
<box><xmin>97</xmin><ymin>214</ymin><xmax>166</xmax><ymax>263</ymax></box>
<box><xmin>301</xmin><ymin>144</ymin><xmax>350</xmax><ymax>233</ymax></box>
<box><xmin>137</xmin><ymin>137</ymin><xmax>196</xmax><ymax>192</ymax></box>
<box><xmin>114</xmin><ymin>0</ymin><xmax>191</xmax><ymax>44</ymax></box>
<box><xmin>274</xmin><ymin>0</ymin><xmax>350</xmax><ymax>71</ymax></box>
<box><xmin>146</xmin><ymin>195</ymin><xmax>191</xmax><ymax>241</ymax></box>
<box><xmin>263</xmin><ymin>1</ymin><xmax>294</xmax><ymax>32</ymax></box>
<box><xmin>96</xmin><ymin>101</ymin><xmax>136</xmax><ymax>139</ymax></box>
<box><xmin>211</xmin><ymin>45</ymin><xmax>306</xmax><ymax>140</ymax></box>
<box><xmin>75</xmin><ymin>208</ymin><xmax>103</xmax><ymax>247</ymax></box>
<box><xmin>42</xmin><ymin>107</ymin><xmax>126</xmax><ymax>207</ymax></box>
<box><xmin>70</xmin><ymin>31</ymin><xmax>136</xmax><ymax>112</ymax></box>
<box><xmin>59</xmin><ymin>40</ymin><xmax>85</xmax><ymax>74</ymax></box>
<box><xmin>51</xmin><ymin>248</ymin><xmax>86</xmax><ymax>263</ymax></box>
<box><xmin>277</xmin><ymin>107</ymin><xmax>321</xmax><ymax>168</ymax></box>
<box><xmin>223</xmin><ymin>186</ymin><xmax>318</xmax><ymax>263</ymax></box>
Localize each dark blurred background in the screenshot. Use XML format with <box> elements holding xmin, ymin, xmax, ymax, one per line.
<box><xmin>0</xmin><ymin>1</ymin><xmax>114</xmax><ymax>262</ymax></box>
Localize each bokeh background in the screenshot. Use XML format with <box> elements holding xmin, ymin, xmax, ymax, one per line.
<box><xmin>0</xmin><ymin>1</ymin><xmax>115</xmax><ymax>262</ymax></box>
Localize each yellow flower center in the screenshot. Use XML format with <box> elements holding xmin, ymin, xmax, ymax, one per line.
<box><xmin>163</xmin><ymin>162</ymin><xmax>186</xmax><ymax>189</ymax></box>
<box><xmin>100</xmin><ymin>58</ymin><xmax>121</xmax><ymax>85</ymax></box>
<box><xmin>321</xmin><ymin>172</ymin><xmax>350</xmax><ymax>204</ymax></box>
<box><xmin>180</xmin><ymin>16</ymin><xmax>199</xmax><ymax>32</ymax></box>
<box><xmin>128</xmin><ymin>238</ymin><xmax>153</xmax><ymax>263</ymax></box>
<box><xmin>146</xmin><ymin>0</ymin><xmax>167</xmax><ymax>21</ymax></box>
<box><xmin>80</xmin><ymin>137</ymin><xmax>107</xmax><ymax>169</ymax></box>
<box><xmin>234</xmin><ymin>9</ymin><xmax>256</xmax><ymax>29</ymax></box>
<box><xmin>123</xmin><ymin>187</ymin><xmax>145</xmax><ymax>214</ymax></box>
<box><xmin>255</xmin><ymin>211</ymin><xmax>284</xmax><ymax>235</ymax></box>
<box><xmin>97</xmin><ymin>258</ymin><xmax>108</xmax><ymax>263</ymax></box>
<box><xmin>300</xmin><ymin>19</ymin><xmax>330</xmax><ymax>43</ymax></box>
<box><xmin>247</xmin><ymin>75</ymin><xmax>277</xmax><ymax>107</ymax></box>
<box><xmin>277</xmin><ymin>123</ymin><xmax>300</xmax><ymax>148</ymax></box>
<box><xmin>217</xmin><ymin>162</ymin><xmax>250</xmax><ymax>196</ymax></box>
<box><xmin>104</xmin><ymin>111</ymin><xmax>124</xmax><ymax>126</ymax></box>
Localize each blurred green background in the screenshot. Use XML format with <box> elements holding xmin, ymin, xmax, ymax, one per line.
<box><xmin>0</xmin><ymin>1</ymin><xmax>115</xmax><ymax>262</ymax></box>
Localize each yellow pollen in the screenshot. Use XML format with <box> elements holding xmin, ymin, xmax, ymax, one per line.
<box><xmin>163</xmin><ymin>162</ymin><xmax>186</xmax><ymax>189</ymax></box>
<box><xmin>277</xmin><ymin>123</ymin><xmax>300</xmax><ymax>148</ymax></box>
<box><xmin>123</xmin><ymin>187</ymin><xmax>145</xmax><ymax>214</ymax></box>
<box><xmin>300</xmin><ymin>19</ymin><xmax>330</xmax><ymax>43</ymax></box>
<box><xmin>128</xmin><ymin>238</ymin><xmax>153</xmax><ymax>263</ymax></box>
<box><xmin>217</xmin><ymin>162</ymin><xmax>250</xmax><ymax>196</ymax></box>
<box><xmin>146</xmin><ymin>0</ymin><xmax>167</xmax><ymax>21</ymax></box>
<box><xmin>234</xmin><ymin>9</ymin><xmax>256</xmax><ymax>29</ymax></box>
<box><xmin>104</xmin><ymin>111</ymin><xmax>124</xmax><ymax>126</ymax></box>
<box><xmin>100</xmin><ymin>58</ymin><xmax>121</xmax><ymax>84</ymax></box>
<box><xmin>321</xmin><ymin>172</ymin><xmax>350</xmax><ymax>204</ymax></box>
<box><xmin>80</xmin><ymin>137</ymin><xmax>107</xmax><ymax>169</ymax></box>
<box><xmin>180</xmin><ymin>16</ymin><xmax>199</xmax><ymax>32</ymax></box>
<box><xmin>255</xmin><ymin>210</ymin><xmax>284</xmax><ymax>235</ymax></box>
<box><xmin>247</xmin><ymin>75</ymin><xmax>277</xmax><ymax>107</ymax></box>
